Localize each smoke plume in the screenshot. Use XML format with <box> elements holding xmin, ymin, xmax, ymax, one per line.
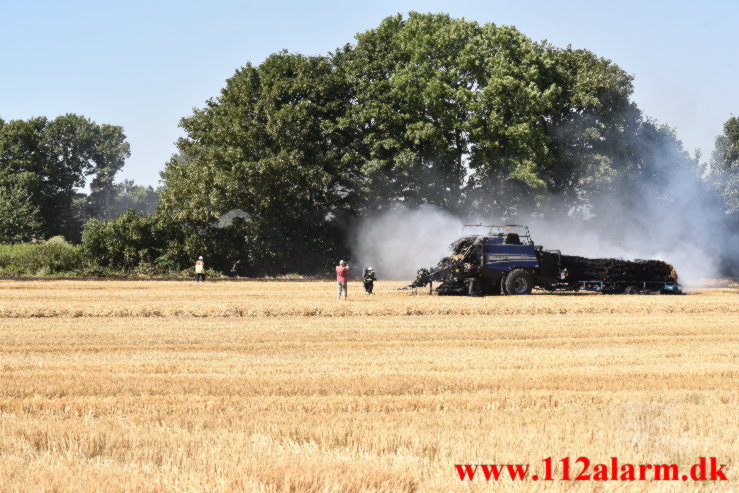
<box><xmin>350</xmin><ymin>118</ymin><xmax>739</xmax><ymax>285</ymax></box>
<box><xmin>350</xmin><ymin>167</ymin><xmax>737</xmax><ymax>286</ymax></box>
<box><xmin>350</xmin><ymin>205</ymin><xmax>463</xmax><ymax>280</ymax></box>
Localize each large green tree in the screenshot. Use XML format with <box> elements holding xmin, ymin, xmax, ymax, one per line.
<box><xmin>709</xmin><ymin>115</ymin><xmax>739</xmax><ymax>215</ymax></box>
<box><xmin>103</xmin><ymin>180</ymin><xmax>159</xmax><ymax>217</ymax></box>
<box><xmin>0</xmin><ymin>181</ymin><xmax>41</xmax><ymax>243</ymax></box>
<box><xmin>0</xmin><ymin>114</ymin><xmax>130</xmax><ymax>240</ymax></box>
<box><xmin>340</xmin><ymin>13</ymin><xmax>644</xmax><ymax>217</ymax></box>
<box><xmin>708</xmin><ymin>115</ymin><xmax>739</xmax><ymax>275</ymax></box>
<box><xmin>160</xmin><ymin>52</ymin><xmax>354</xmax><ymax>273</ymax></box>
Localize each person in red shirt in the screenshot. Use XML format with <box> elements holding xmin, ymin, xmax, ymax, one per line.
<box><xmin>336</xmin><ymin>260</ymin><xmax>349</xmax><ymax>301</ymax></box>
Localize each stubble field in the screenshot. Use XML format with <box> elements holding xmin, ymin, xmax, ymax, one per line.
<box><xmin>0</xmin><ymin>280</ymin><xmax>737</xmax><ymax>492</ymax></box>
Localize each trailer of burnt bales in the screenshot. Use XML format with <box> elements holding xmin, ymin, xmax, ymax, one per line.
<box><xmin>410</xmin><ymin>225</ymin><xmax>682</xmax><ymax>296</ymax></box>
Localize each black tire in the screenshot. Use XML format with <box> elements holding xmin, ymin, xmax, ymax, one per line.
<box><xmin>624</xmin><ymin>286</ymin><xmax>640</xmax><ymax>295</ymax></box>
<box><xmin>505</xmin><ymin>269</ymin><xmax>533</xmax><ymax>295</ymax></box>
<box><xmin>500</xmin><ymin>275</ymin><xmax>508</xmax><ymax>295</ymax></box>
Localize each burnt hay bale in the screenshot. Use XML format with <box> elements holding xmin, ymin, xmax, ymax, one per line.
<box><xmin>560</xmin><ymin>256</ymin><xmax>678</xmax><ymax>283</ymax></box>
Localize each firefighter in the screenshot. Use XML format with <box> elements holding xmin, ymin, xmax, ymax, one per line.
<box><xmin>362</xmin><ymin>266</ymin><xmax>377</xmax><ymax>294</ymax></box>
<box><xmin>195</xmin><ymin>256</ymin><xmax>205</xmax><ymax>282</ymax></box>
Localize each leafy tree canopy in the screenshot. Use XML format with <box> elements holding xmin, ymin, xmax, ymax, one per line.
<box><xmin>710</xmin><ymin>115</ymin><xmax>739</xmax><ymax>215</ymax></box>
<box><xmin>159</xmin><ymin>52</ymin><xmax>352</xmax><ymax>273</ymax></box>
<box><xmin>0</xmin><ymin>181</ymin><xmax>42</xmax><ymax>243</ymax></box>
<box><xmin>0</xmin><ymin>114</ymin><xmax>130</xmax><ymax>240</ymax></box>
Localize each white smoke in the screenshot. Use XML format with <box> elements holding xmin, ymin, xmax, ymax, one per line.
<box><xmin>216</xmin><ymin>209</ymin><xmax>250</xmax><ymax>228</ymax></box>
<box><xmin>349</xmin><ymin>205</ymin><xmax>463</xmax><ymax>280</ymax></box>
<box><xmin>349</xmin><ymin>122</ymin><xmax>738</xmax><ymax>286</ymax></box>
<box><xmin>351</xmin><ymin>193</ymin><xmax>731</xmax><ymax>286</ymax></box>
<box><xmin>529</xmin><ymin>152</ymin><xmax>734</xmax><ymax>286</ymax></box>
<box><xmin>528</xmin><ymin>215</ymin><xmax>715</xmax><ymax>287</ymax></box>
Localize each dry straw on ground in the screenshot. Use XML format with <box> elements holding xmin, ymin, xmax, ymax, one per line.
<box><xmin>0</xmin><ymin>280</ymin><xmax>737</xmax><ymax>492</ymax></box>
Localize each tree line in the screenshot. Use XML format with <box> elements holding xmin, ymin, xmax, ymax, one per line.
<box><xmin>1</xmin><ymin>13</ymin><xmax>737</xmax><ymax>275</ymax></box>
<box><xmin>0</xmin><ymin>114</ymin><xmax>158</xmax><ymax>243</ymax></box>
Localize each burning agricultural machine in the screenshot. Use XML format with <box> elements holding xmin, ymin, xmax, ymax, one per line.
<box><xmin>410</xmin><ymin>225</ymin><xmax>681</xmax><ymax>296</ymax></box>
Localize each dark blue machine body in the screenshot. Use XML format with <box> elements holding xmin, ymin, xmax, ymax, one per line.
<box><xmin>481</xmin><ymin>237</ymin><xmax>539</xmax><ymax>275</ymax></box>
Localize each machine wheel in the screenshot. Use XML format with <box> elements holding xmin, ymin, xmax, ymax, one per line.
<box><xmin>624</xmin><ymin>286</ymin><xmax>641</xmax><ymax>295</ymax></box>
<box><xmin>505</xmin><ymin>269</ymin><xmax>533</xmax><ymax>295</ymax></box>
<box><xmin>500</xmin><ymin>275</ymin><xmax>508</xmax><ymax>295</ymax></box>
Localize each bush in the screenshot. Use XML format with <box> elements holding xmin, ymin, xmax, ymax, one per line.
<box><xmin>0</xmin><ymin>244</ymin><xmax>35</xmax><ymax>275</ymax></box>
<box><xmin>82</xmin><ymin>210</ymin><xmax>169</xmax><ymax>273</ymax></box>
<box><xmin>27</xmin><ymin>238</ymin><xmax>83</xmax><ymax>274</ymax></box>
<box><xmin>0</xmin><ymin>238</ymin><xmax>82</xmax><ymax>276</ymax></box>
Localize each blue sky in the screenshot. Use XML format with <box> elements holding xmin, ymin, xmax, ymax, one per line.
<box><xmin>1</xmin><ymin>0</ymin><xmax>737</xmax><ymax>187</ymax></box>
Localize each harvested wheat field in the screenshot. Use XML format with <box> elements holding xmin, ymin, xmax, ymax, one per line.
<box><xmin>0</xmin><ymin>280</ymin><xmax>737</xmax><ymax>492</ymax></box>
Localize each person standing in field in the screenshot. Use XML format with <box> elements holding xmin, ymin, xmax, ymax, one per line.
<box><xmin>336</xmin><ymin>260</ymin><xmax>349</xmax><ymax>301</ymax></box>
<box><xmin>195</xmin><ymin>256</ymin><xmax>205</xmax><ymax>282</ymax></box>
<box><xmin>362</xmin><ymin>266</ymin><xmax>376</xmax><ymax>295</ymax></box>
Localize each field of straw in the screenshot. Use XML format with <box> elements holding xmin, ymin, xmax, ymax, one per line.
<box><xmin>0</xmin><ymin>280</ymin><xmax>737</xmax><ymax>492</ymax></box>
